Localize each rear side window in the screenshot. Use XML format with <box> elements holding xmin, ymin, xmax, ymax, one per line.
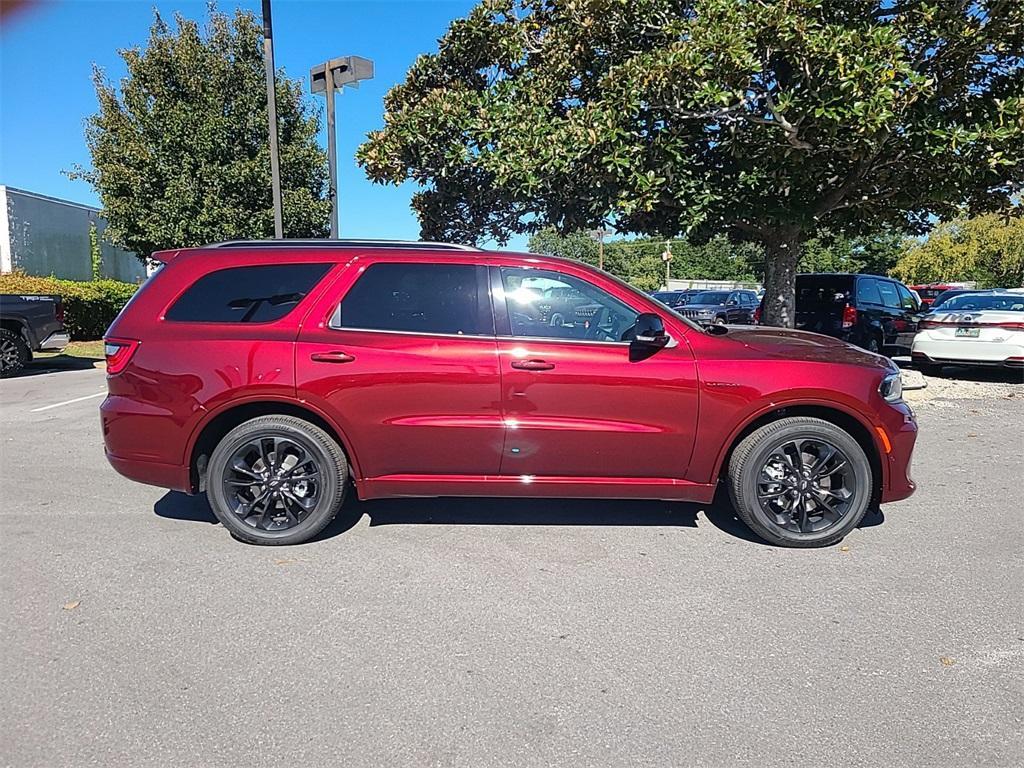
<box><xmin>165</xmin><ymin>264</ymin><xmax>331</xmax><ymax>323</ymax></box>
<box><xmin>332</xmin><ymin>262</ymin><xmax>491</xmax><ymax>336</ymax></box>
<box><xmin>856</xmin><ymin>278</ymin><xmax>882</xmax><ymax>305</ymax></box>
<box><xmin>876</xmin><ymin>280</ymin><xmax>901</xmax><ymax>308</ymax></box>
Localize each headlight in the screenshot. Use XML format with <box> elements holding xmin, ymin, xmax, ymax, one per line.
<box><xmin>879</xmin><ymin>372</ymin><xmax>903</xmax><ymax>402</ymax></box>
<box><xmin>697</xmin><ymin>309</ymin><xmax>714</xmax><ymax>317</ymax></box>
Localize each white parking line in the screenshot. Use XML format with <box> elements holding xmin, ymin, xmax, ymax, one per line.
<box><xmin>30</xmin><ymin>391</ymin><xmax>106</xmax><ymax>413</ymax></box>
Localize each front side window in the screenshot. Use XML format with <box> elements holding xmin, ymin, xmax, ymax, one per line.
<box><xmin>332</xmin><ymin>262</ymin><xmax>491</xmax><ymax>336</ymax></box>
<box><xmin>499</xmin><ymin>268</ymin><xmax>638</xmax><ymax>342</ymax></box>
<box><xmin>165</xmin><ymin>263</ymin><xmax>332</xmax><ymax>323</ymax></box>
<box><xmin>896</xmin><ymin>283</ymin><xmax>918</xmax><ymax>310</ymax></box>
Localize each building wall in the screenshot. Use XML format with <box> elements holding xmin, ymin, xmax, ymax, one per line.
<box><xmin>0</xmin><ymin>186</ymin><xmax>145</xmax><ymax>283</ymax></box>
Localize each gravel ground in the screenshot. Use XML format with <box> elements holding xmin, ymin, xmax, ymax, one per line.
<box><xmin>902</xmin><ymin>364</ymin><xmax>1023</xmax><ymax>405</ymax></box>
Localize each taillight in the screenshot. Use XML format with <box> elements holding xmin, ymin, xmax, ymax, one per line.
<box><xmin>104</xmin><ymin>338</ymin><xmax>139</xmax><ymax>374</ymax></box>
<box><xmin>998</xmin><ymin>322</ymin><xmax>1024</xmax><ymax>331</ymax></box>
<box><xmin>918</xmin><ymin>319</ymin><xmax>942</xmax><ymax>330</ymax></box>
<box><xmin>841</xmin><ymin>304</ymin><xmax>857</xmax><ymax>329</ymax></box>
<box><xmin>752</xmin><ymin>306</ymin><xmax>762</xmax><ymax>324</ymax></box>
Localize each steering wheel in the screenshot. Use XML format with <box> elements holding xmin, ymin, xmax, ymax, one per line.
<box><xmin>584</xmin><ymin>306</ymin><xmax>610</xmax><ymax>339</ymax></box>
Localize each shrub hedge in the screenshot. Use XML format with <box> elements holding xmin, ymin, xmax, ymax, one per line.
<box><xmin>0</xmin><ymin>272</ymin><xmax>139</xmax><ymax>339</ymax></box>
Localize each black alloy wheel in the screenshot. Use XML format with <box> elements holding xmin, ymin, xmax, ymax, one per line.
<box><xmin>207</xmin><ymin>416</ymin><xmax>348</xmax><ymax>545</ymax></box>
<box><xmin>728</xmin><ymin>417</ymin><xmax>873</xmax><ymax>547</ymax></box>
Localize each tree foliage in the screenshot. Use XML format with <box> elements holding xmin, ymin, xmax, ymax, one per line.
<box><xmin>70</xmin><ymin>7</ymin><xmax>330</xmax><ymax>258</ymax></box>
<box><xmin>360</xmin><ymin>0</ymin><xmax>1024</xmax><ymax>325</ymax></box>
<box><xmin>893</xmin><ymin>214</ymin><xmax>1024</xmax><ymax>288</ymax></box>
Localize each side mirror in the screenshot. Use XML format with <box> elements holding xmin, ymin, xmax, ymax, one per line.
<box><xmin>632</xmin><ymin>312</ymin><xmax>670</xmax><ymax>347</ymax></box>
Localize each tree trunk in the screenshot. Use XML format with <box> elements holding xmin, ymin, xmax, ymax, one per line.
<box><xmin>761</xmin><ymin>228</ymin><xmax>803</xmax><ymax>328</ymax></box>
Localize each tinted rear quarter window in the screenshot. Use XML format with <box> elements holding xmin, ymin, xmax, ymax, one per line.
<box><xmin>165</xmin><ymin>264</ymin><xmax>331</xmax><ymax>323</ymax></box>
<box><xmin>333</xmin><ymin>262</ymin><xmax>491</xmax><ymax>336</ymax></box>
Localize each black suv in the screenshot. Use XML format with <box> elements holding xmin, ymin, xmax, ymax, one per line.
<box><xmin>674</xmin><ymin>290</ymin><xmax>759</xmax><ymax>325</ymax></box>
<box><xmin>759</xmin><ymin>274</ymin><xmax>920</xmax><ymax>355</ymax></box>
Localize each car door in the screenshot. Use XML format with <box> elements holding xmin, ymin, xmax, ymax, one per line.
<box><xmin>893</xmin><ymin>281</ymin><xmax>921</xmax><ymax>352</ymax></box>
<box><xmin>295</xmin><ymin>259</ymin><xmax>504</xmax><ymax>479</ymax></box>
<box><xmin>873</xmin><ymin>279</ymin><xmax>904</xmax><ymax>351</ymax></box>
<box><xmin>492</xmin><ymin>265</ymin><xmax>699</xmax><ymax>480</ymax></box>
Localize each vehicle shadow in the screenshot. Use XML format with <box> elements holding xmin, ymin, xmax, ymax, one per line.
<box><xmin>924</xmin><ymin>365</ymin><xmax>1024</xmax><ymax>384</ymax></box>
<box><xmin>153</xmin><ymin>489</ymin><xmax>885</xmax><ymax>547</ymax></box>
<box><xmin>12</xmin><ymin>355</ymin><xmax>101</xmax><ymax>377</ymax></box>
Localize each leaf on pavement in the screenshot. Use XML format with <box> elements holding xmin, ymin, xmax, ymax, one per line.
<box><xmin>63</xmin><ymin>601</ymin><xmax>80</xmax><ymax>611</ymax></box>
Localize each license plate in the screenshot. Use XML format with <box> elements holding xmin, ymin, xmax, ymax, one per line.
<box><xmin>955</xmin><ymin>327</ymin><xmax>980</xmax><ymax>338</ymax></box>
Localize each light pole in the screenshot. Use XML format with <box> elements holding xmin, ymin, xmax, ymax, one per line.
<box><xmin>662</xmin><ymin>240</ymin><xmax>673</xmax><ymax>288</ymax></box>
<box><xmin>261</xmin><ymin>0</ymin><xmax>283</xmax><ymax>239</ymax></box>
<box><xmin>589</xmin><ymin>226</ymin><xmax>609</xmax><ymax>271</ymax></box>
<box><xmin>310</xmin><ymin>56</ymin><xmax>374</xmax><ymax>238</ymax></box>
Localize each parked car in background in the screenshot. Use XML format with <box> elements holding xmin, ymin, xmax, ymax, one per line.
<box><xmin>0</xmin><ymin>294</ymin><xmax>70</xmax><ymax>376</ymax></box>
<box><xmin>673</xmin><ymin>289</ymin><xmax>759</xmax><ymax>325</ymax></box>
<box><xmin>101</xmin><ymin>240</ymin><xmax>916</xmax><ymax>549</ymax></box>
<box><xmin>650</xmin><ymin>289</ymin><xmax>699</xmax><ymax>309</ymax></box>
<box><xmin>929</xmin><ymin>287</ymin><xmax>996</xmax><ymax>311</ymax></box>
<box><xmin>912</xmin><ymin>292</ymin><xmax>1024</xmax><ymax>373</ymax></box>
<box><xmin>756</xmin><ymin>274</ymin><xmax>921</xmax><ymax>355</ymax></box>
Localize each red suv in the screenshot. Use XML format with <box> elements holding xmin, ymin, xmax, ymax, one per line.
<box><xmin>102</xmin><ymin>241</ymin><xmax>917</xmax><ymax>548</ymax></box>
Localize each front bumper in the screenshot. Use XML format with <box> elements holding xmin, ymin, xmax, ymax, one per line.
<box><xmin>38</xmin><ymin>331</ymin><xmax>70</xmax><ymax>352</ymax></box>
<box><xmin>879</xmin><ymin>400</ymin><xmax>917</xmax><ymax>503</ymax></box>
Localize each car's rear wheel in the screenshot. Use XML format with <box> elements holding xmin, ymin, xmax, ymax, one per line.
<box><xmin>0</xmin><ymin>328</ymin><xmax>31</xmax><ymax>377</ymax></box>
<box><xmin>206</xmin><ymin>415</ymin><xmax>348</xmax><ymax>545</ymax></box>
<box><xmin>727</xmin><ymin>417</ymin><xmax>873</xmax><ymax>548</ymax></box>
<box><xmin>865</xmin><ymin>335</ymin><xmax>882</xmax><ymax>354</ymax></box>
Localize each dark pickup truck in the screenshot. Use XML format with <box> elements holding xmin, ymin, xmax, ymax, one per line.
<box><xmin>0</xmin><ymin>294</ymin><xmax>70</xmax><ymax>376</ymax></box>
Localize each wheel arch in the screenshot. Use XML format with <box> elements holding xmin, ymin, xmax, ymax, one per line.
<box><xmin>187</xmin><ymin>399</ymin><xmax>361</xmax><ymax>494</ymax></box>
<box><xmin>715</xmin><ymin>403</ymin><xmax>884</xmax><ymax>503</ymax></box>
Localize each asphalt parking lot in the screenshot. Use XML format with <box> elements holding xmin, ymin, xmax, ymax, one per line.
<box><xmin>1</xmin><ymin>360</ymin><xmax>1022</xmax><ymax>767</ymax></box>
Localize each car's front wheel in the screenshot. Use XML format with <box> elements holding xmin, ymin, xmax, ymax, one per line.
<box><xmin>206</xmin><ymin>415</ymin><xmax>348</xmax><ymax>545</ymax></box>
<box><xmin>727</xmin><ymin>417</ymin><xmax>873</xmax><ymax>547</ymax></box>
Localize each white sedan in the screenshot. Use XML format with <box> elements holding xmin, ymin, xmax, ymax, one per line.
<box><xmin>912</xmin><ymin>292</ymin><xmax>1024</xmax><ymax>373</ymax></box>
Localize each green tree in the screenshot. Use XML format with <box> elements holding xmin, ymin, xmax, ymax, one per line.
<box><xmin>893</xmin><ymin>214</ymin><xmax>1024</xmax><ymax>288</ymax></box>
<box><xmin>529</xmin><ymin>229</ymin><xmax>761</xmax><ymax>290</ymax></box>
<box><xmin>359</xmin><ymin>0</ymin><xmax>1024</xmax><ymax>326</ymax></box>
<box><xmin>798</xmin><ymin>230</ymin><xmax>904</xmax><ymax>275</ymax></box>
<box><xmin>70</xmin><ymin>7</ymin><xmax>330</xmax><ymax>259</ymax></box>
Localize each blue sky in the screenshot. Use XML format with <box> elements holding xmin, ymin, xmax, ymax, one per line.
<box><xmin>0</xmin><ymin>0</ymin><xmax>528</xmax><ymax>248</ymax></box>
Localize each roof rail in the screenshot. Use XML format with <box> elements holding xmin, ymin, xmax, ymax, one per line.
<box><xmin>209</xmin><ymin>238</ymin><xmax>481</xmax><ymax>252</ymax></box>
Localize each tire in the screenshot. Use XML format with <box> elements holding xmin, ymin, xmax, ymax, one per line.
<box><xmin>206</xmin><ymin>415</ymin><xmax>348</xmax><ymax>545</ymax></box>
<box><xmin>918</xmin><ymin>362</ymin><xmax>943</xmax><ymax>377</ymax></box>
<box><xmin>714</xmin><ymin>316</ymin><xmax>727</xmax><ymax>326</ymax></box>
<box><xmin>865</xmin><ymin>335</ymin><xmax>882</xmax><ymax>354</ymax></box>
<box><xmin>0</xmin><ymin>328</ymin><xmax>31</xmax><ymax>377</ymax></box>
<box><xmin>549</xmin><ymin>312</ymin><xmax>565</xmax><ymax>327</ymax></box>
<box><xmin>727</xmin><ymin>417</ymin><xmax>873</xmax><ymax>548</ymax></box>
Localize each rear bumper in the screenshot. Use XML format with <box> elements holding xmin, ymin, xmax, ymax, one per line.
<box><xmin>105</xmin><ymin>450</ymin><xmax>192</xmax><ymax>493</ymax></box>
<box><xmin>38</xmin><ymin>331</ymin><xmax>70</xmax><ymax>352</ymax></box>
<box><xmin>912</xmin><ymin>338</ymin><xmax>1024</xmax><ymax>367</ymax></box>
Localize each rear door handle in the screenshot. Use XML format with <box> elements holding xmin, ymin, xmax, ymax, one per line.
<box><xmin>511</xmin><ymin>359</ymin><xmax>555</xmax><ymax>371</ymax></box>
<box><xmin>310</xmin><ymin>351</ymin><xmax>356</xmax><ymax>364</ymax></box>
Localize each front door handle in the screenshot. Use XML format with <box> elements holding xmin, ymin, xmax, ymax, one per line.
<box><xmin>310</xmin><ymin>351</ymin><xmax>356</xmax><ymax>364</ymax></box>
<box><xmin>511</xmin><ymin>359</ymin><xmax>555</xmax><ymax>371</ymax></box>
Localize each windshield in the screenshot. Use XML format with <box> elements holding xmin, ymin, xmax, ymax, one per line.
<box><xmin>688</xmin><ymin>291</ymin><xmax>730</xmax><ymax>305</ymax></box>
<box><xmin>936</xmin><ymin>294</ymin><xmax>1024</xmax><ymax>312</ymax></box>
